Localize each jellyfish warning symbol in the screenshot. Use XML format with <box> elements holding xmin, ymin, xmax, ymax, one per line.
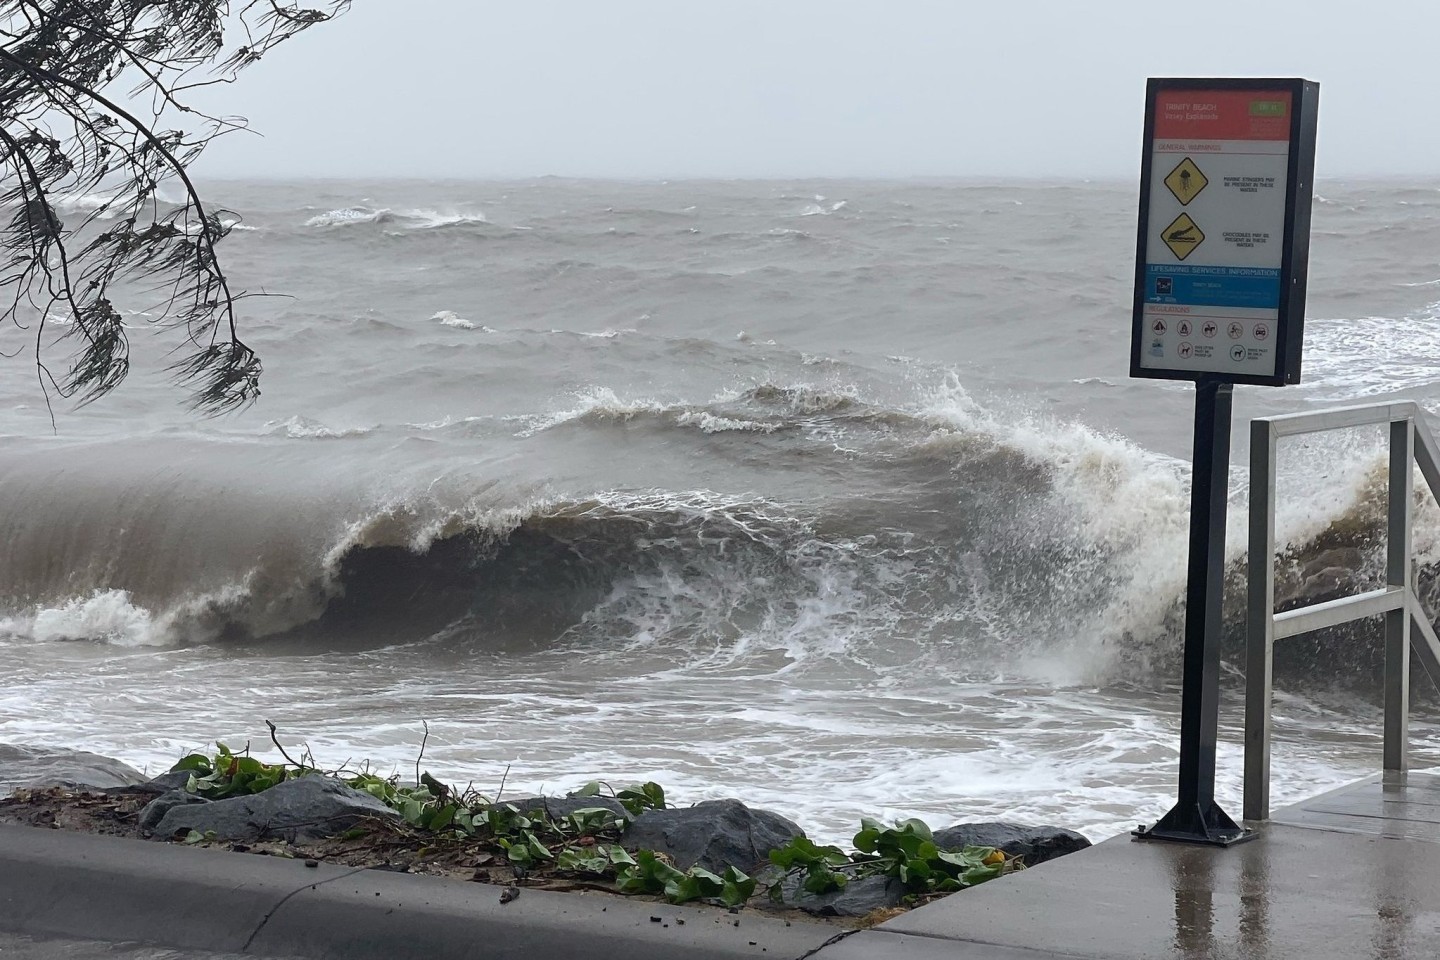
<box><xmin>1161</xmin><ymin>212</ymin><xmax>1204</xmax><ymax>261</ymax></box>
<box><xmin>1164</xmin><ymin>157</ymin><xmax>1208</xmax><ymax>205</ymax></box>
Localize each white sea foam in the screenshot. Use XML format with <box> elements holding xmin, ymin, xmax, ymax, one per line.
<box><xmin>675</xmin><ymin>411</ymin><xmax>778</xmax><ymax>434</ymax></box>
<box><xmin>53</xmin><ymin>192</ymin><xmax>114</xmax><ymax>212</ymax></box>
<box><xmin>1300</xmin><ymin>310</ymin><xmax>1440</xmax><ymax>400</ymax></box>
<box><xmin>515</xmin><ymin>387</ymin><xmax>670</xmax><ymax>437</ymax></box>
<box><xmin>304</xmin><ymin>206</ymin><xmax>488</xmax><ymax>229</ymax></box>
<box><xmin>406</xmin><ymin>208</ymin><xmax>489</xmax><ymax>228</ymax></box>
<box><xmin>796</xmin><ymin>201</ymin><xmax>846</xmax><ymax>217</ymax></box>
<box><xmin>304</xmin><ymin>206</ymin><xmax>381</xmax><ymax>227</ymax></box>
<box><xmin>1</xmin><ymin>590</ymin><xmax>157</xmax><ymax>646</ymax></box>
<box><xmin>568</xmin><ymin>329</ymin><xmax>634</xmax><ymax>339</ymax></box>
<box><xmin>431</xmin><ymin>310</ymin><xmax>476</xmax><ymax>329</ymax></box>
<box><xmin>264</xmin><ymin>415</ymin><xmax>373</xmax><ymax>440</ymax></box>
<box><xmin>52</xmin><ymin>191</ymin><xmax>122</xmax><ymax>220</ymax></box>
<box><xmin>914</xmin><ymin>374</ymin><xmax>1192</xmax><ymax>681</ymax></box>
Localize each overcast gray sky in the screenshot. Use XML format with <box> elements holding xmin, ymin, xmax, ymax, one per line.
<box><xmin>193</xmin><ymin>0</ymin><xmax>1438</xmax><ymax>179</ymax></box>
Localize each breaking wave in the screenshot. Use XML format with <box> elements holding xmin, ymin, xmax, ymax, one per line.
<box><xmin>263</xmin><ymin>416</ymin><xmax>375</xmax><ymax>440</ymax></box>
<box><xmin>0</xmin><ymin>378</ymin><xmax>1423</xmax><ymax>688</ymax></box>
<box><xmin>303</xmin><ymin>206</ymin><xmax>490</xmax><ymax>230</ymax></box>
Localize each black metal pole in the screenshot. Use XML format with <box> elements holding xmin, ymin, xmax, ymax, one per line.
<box><xmin>1135</xmin><ymin>376</ymin><xmax>1251</xmax><ymax>846</ymax></box>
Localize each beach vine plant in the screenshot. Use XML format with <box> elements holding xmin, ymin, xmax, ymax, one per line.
<box><xmin>766</xmin><ymin>819</ymin><xmax>1011</xmax><ymax>901</ymax></box>
<box><xmin>161</xmin><ymin>723</ymin><xmax>1012</xmax><ymax>909</ymax></box>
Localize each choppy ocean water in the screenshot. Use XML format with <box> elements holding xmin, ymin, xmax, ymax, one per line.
<box><xmin>2</xmin><ymin>177</ymin><xmax>1439</xmax><ymax>843</ymax></box>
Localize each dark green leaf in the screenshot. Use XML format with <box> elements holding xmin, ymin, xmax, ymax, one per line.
<box><xmin>768</xmin><ymin>836</ymin><xmax>851</xmax><ymax>869</ymax></box>
<box><xmin>961</xmin><ymin>863</ymin><xmax>1005</xmax><ymax>886</ymax></box>
<box><xmin>525</xmin><ymin>832</ymin><xmax>553</xmax><ymax>861</ymax></box>
<box><xmin>895</xmin><ymin>818</ymin><xmax>934</xmax><ymax>842</ymax></box>
<box><xmin>169</xmin><ymin>754</ymin><xmax>212</xmax><ymax>774</ymax></box>
<box><xmin>420</xmin><ymin>772</ymin><xmax>447</xmax><ymax>798</ymax></box>
<box><xmin>665</xmin><ymin>875</ymin><xmax>703</xmax><ymax>903</ymax></box>
<box><xmin>854</xmin><ymin>818</ymin><xmax>884</xmax><ymax>853</ymax></box>
<box><xmin>720</xmin><ymin>866</ymin><xmax>757</xmax><ymax>907</ymax></box>
<box><xmin>803</xmin><ymin>864</ymin><xmax>847</xmax><ymax>894</ymax></box>
<box><xmin>233</xmin><ymin>756</ymin><xmax>264</xmax><ymax>776</ymax></box>
<box><xmin>428</xmin><ymin>804</ymin><xmax>456</xmax><ymax>832</ymax></box>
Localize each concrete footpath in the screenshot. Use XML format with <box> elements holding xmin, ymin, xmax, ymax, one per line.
<box><xmin>828</xmin><ymin>773</ymin><xmax>1440</xmax><ymax>960</ymax></box>
<box><xmin>0</xmin><ymin>824</ymin><xmax>850</xmax><ymax>959</ymax></box>
<box><xmin>0</xmin><ymin>930</ymin><xmax>259</xmax><ymax>959</ymax></box>
<box><xmin>9</xmin><ymin>774</ymin><xmax>1440</xmax><ymax>959</ymax></box>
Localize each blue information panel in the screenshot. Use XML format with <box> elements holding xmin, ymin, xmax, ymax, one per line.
<box><xmin>1144</xmin><ymin>265</ymin><xmax>1280</xmax><ymax>311</ymax></box>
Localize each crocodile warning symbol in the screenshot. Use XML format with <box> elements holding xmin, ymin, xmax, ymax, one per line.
<box><xmin>1161</xmin><ymin>212</ymin><xmax>1204</xmax><ymax>261</ymax></box>
<box><xmin>1164</xmin><ymin>157</ymin><xmax>1208</xmax><ymax>205</ymax></box>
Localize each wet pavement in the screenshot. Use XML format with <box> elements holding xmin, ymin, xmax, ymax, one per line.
<box><xmin>5</xmin><ymin>775</ymin><xmax>1438</xmax><ymax>958</ymax></box>
<box><xmin>839</xmin><ymin>772</ymin><xmax>1440</xmax><ymax>959</ymax></box>
<box><xmin>0</xmin><ymin>932</ymin><xmax>271</xmax><ymax>959</ymax></box>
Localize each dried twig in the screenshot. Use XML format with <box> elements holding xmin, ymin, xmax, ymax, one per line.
<box><xmin>414</xmin><ymin>720</ymin><xmax>429</xmax><ymax>789</ymax></box>
<box><xmin>495</xmin><ymin>763</ymin><xmax>511</xmax><ymax>805</ymax></box>
<box><xmin>264</xmin><ymin>719</ymin><xmax>304</xmax><ymax>769</ymax></box>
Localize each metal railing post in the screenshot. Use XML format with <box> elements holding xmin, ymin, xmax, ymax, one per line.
<box><xmin>1383</xmin><ymin>418</ymin><xmax>1413</xmax><ymax>772</ymax></box>
<box><xmin>1244</xmin><ymin>419</ymin><xmax>1276</xmax><ymax>821</ymax></box>
<box><xmin>1242</xmin><ymin>402</ymin><xmax>1437</xmax><ymax>819</ymax></box>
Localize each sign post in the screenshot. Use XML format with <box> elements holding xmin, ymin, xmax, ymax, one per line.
<box><xmin>1130</xmin><ymin>78</ymin><xmax>1318</xmax><ymax>846</ymax></box>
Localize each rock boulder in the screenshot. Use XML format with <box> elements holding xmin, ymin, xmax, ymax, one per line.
<box><xmin>777</xmin><ymin>873</ymin><xmax>906</xmax><ymax>917</ymax></box>
<box><xmin>932</xmin><ymin>821</ymin><xmax>1090</xmax><ymax>866</ymax></box>
<box><xmin>138</xmin><ymin>788</ymin><xmax>209</xmax><ymax>834</ymax></box>
<box><xmin>151</xmin><ymin>775</ymin><xmax>399</xmax><ymax>842</ymax></box>
<box><xmin>0</xmin><ymin>744</ymin><xmax>146</xmax><ymax>793</ymax></box>
<box><xmin>128</xmin><ymin>770</ymin><xmax>195</xmax><ymax>796</ymax></box>
<box><xmin>620</xmin><ymin>798</ymin><xmax>804</xmax><ymax>874</ymax></box>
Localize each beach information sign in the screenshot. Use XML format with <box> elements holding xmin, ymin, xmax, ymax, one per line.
<box><xmin>1131</xmin><ymin>78</ymin><xmax>1318</xmax><ymax>386</ymax></box>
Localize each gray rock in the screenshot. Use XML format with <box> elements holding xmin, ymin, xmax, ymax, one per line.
<box><xmin>620</xmin><ymin>799</ymin><xmax>805</xmax><ymax>873</ymax></box>
<box><xmin>0</xmin><ymin>744</ymin><xmax>146</xmax><ymax>793</ymax></box>
<box><xmin>778</xmin><ymin>873</ymin><xmax>906</xmax><ymax>917</ymax></box>
<box><xmin>151</xmin><ymin>775</ymin><xmax>399</xmax><ymax>842</ymax></box>
<box><xmin>499</xmin><ymin>795</ymin><xmax>632</xmax><ymax>822</ymax></box>
<box><xmin>932</xmin><ymin>822</ymin><xmax>1090</xmax><ymax>866</ymax></box>
<box><xmin>126</xmin><ymin>770</ymin><xmax>196</xmax><ymax>796</ymax></box>
<box><xmin>138</xmin><ymin>789</ymin><xmax>209</xmax><ymax>833</ymax></box>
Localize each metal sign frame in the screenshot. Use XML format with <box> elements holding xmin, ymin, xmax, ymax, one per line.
<box><xmin>1130</xmin><ymin>76</ymin><xmax>1319</xmax><ymax>849</ymax></box>
<box><xmin>1130</xmin><ymin>77</ymin><xmax>1319</xmax><ymax>387</ymax></box>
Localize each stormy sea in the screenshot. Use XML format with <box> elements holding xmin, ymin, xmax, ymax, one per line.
<box><xmin>3</xmin><ymin>177</ymin><xmax>1438</xmax><ymax>842</ymax></box>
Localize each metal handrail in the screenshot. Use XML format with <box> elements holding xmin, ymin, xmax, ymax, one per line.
<box><xmin>1244</xmin><ymin>400</ymin><xmax>1440</xmax><ymax>821</ymax></box>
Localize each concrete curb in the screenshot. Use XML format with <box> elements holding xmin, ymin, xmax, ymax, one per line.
<box><xmin>0</xmin><ymin>825</ymin><xmax>848</xmax><ymax>960</ymax></box>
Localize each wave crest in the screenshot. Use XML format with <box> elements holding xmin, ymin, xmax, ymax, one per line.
<box><xmin>304</xmin><ymin>205</ymin><xmax>490</xmax><ymax>230</ymax></box>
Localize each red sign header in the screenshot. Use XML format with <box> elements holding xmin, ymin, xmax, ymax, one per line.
<box><xmin>1152</xmin><ymin>90</ymin><xmax>1292</xmax><ymax>142</ymax></box>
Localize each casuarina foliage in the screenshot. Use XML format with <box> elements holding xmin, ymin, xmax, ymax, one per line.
<box><xmin>0</xmin><ymin>0</ymin><xmax>346</xmax><ymax>416</ymax></box>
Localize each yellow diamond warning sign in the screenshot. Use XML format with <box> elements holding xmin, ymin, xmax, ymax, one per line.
<box><xmin>1161</xmin><ymin>212</ymin><xmax>1204</xmax><ymax>261</ymax></box>
<box><xmin>1164</xmin><ymin>157</ymin><xmax>1208</xmax><ymax>205</ymax></box>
